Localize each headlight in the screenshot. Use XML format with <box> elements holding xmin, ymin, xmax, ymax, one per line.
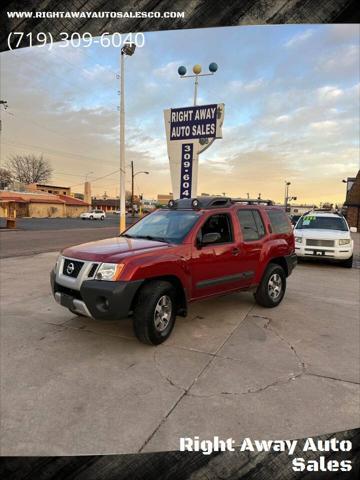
<box><xmin>339</xmin><ymin>239</ymin><xmax>351</xmax><ymax>245</ymax></box>
<box><xmin>295</xmin><ymin>237</ymin><xmax>303</xmax><ymax>244</ymax></box>
<box><xmin>96</xmin><ymin>263</ymin><xmax>124</xmax><ymax>281</ymax></box>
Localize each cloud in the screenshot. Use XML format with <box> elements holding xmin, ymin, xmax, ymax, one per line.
<box><xmin>285</xmin><ymin>29</ymin><xmax>313</xmax><ymax>47</ymax></box>
<box><xmin>1</xmin><ymin>25</ymin><xmax>358</xmax><ymax>203</ymax></box>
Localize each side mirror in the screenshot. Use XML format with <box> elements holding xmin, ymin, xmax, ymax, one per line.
<box><xmin>202</xmin><ymin>232</ymin><xmax>221</xmax><ymax>245</ymax></box>
<box><xmin>350</xmin><ymin>227</ymin><xmax>357</xmax><ymax>233</ymax></box>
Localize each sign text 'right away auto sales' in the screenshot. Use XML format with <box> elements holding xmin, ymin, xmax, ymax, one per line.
<box><xmin>170</xmin><ymin>104</ymin><xmax>217</xmax><ymax>140</ymax></box>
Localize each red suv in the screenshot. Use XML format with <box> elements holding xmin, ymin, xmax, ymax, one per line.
<box><xmin>51</xmin><ymin>197</ymin><xmax>296</xmax><ymax>345</ymax></box>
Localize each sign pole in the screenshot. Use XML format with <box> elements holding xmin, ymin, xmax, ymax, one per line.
<box><xmin>194</xmin><ymin>75</ymin><xmax>198</xmax><ymax>106</ymax></box>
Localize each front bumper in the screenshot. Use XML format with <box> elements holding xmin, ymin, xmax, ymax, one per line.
<box><xmin>295</xmin><ymin>245</ymin><xmax>353</xmax><ymax>260</ymax></box>
<box><xmin>50</xmin><ymin>271</ymin><xmax>143</xmax><ymax>320</ymax></box>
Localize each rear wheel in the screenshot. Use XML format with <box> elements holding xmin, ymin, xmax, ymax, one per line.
<box><xmin>340</xmin><ymin>255</ymin><xmax>353</xmax><ymax>268</ymax></box>
<box><xmin>133</xmin><ymin>281</ymin><xmax>177</xmax><ymax>345</ymax></box>
<box><xmin>100</xmin><ymin>216</ymin><xmax>105</xmax><ymax>221</ymax></box>
<box><xmin>255</xmin><ymin>263</ymin><xmax>286</xmax><ymax>308</ymax></box>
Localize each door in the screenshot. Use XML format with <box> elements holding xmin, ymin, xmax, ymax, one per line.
<box><xmin>235</xmin><ymin>209</ymin><xmax>266</xmax><ymax>285</ymax></box>
<box><xmin>190</xmin><ymin>212</ymin><xmax>244</xmax><ymax>299</ymax></box>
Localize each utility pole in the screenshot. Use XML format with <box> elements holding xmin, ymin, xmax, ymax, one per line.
<box><xmin>131</xmin><ymin>160</ymin><xmax>134</xmax><ymax>217</ymax></box>
<box><xmin>0</xmin><ymin>100</ymin><xmax>8</xmax><ymax>135</ymax></box>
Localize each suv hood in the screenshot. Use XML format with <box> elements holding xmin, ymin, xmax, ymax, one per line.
<box><xmin>62</xmin><ymin>236</ymin><xmax>170</xmax><ymax>262</ymax></box>
<box><xmin>294</xmin><ymin>228</ymin><xmax>350</xmax><ymax>239</ymax></box>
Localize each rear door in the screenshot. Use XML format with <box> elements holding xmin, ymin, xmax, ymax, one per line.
<box><xmin>235</xmin><ymin>208</ymin><xmax>267</xmax><ymax>285</ymax></box>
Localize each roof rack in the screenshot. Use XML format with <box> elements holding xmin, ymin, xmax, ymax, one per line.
<box><xmin>231</xmin><ymin>198</ymin><xmax>275</xmax><ymax>206</ymax></box>
<box><xmin>168</xmin><ymin>196</ymin><xmax>232</xmax><ymax>210</ymax></box>
<box><xmin>302</xmin><ymin>208</ymin><xmax>343</xmax><ymax>217</ymax></box>
<box><xmin>167</xmin><ymin>196</ymin><xmax>275</xmax><ymax>211</ymax></box>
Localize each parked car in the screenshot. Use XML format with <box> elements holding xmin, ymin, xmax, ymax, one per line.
<box><xmin>51</xmin><ymin>197</ymin><xmax>297</xmax><ymax>345</ymax></box>
<box><xmin>294</xmin><ymin>210</ymin><xmax>355</xmax><ymax>267</ymax></box>
<box><xmin>80</xmin><ymin>210</ymin><xmax>106</xmax><ymax>220</ymax></box>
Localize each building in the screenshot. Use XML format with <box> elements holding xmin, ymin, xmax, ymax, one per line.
<box><xmin>0</xmin><ymin>191</ymin><xmax>89</xmax><ymax>218</ymax></box>
<box><xmin>344</xmin><ymin>171</ymin><xmax>360</xmax><ymax>230</ymax></box>
<box><xmin>157</xmin><ymin>193</ymin><xmax>173</xmax><ymax>205</ymax></box>
<box><xmin>289</xmin><ymin>204</ymin><xmax>317</xmax><ymax>215</ymax></box>
<box><xmin>27</xmin><ymin>183</ymin><xmax>71</xmax><ymax>196</ymax></box>
<box><xmin>92</xmin><ymin>198</ymin><xmax>120</xmax><ymax>212</ymax></box>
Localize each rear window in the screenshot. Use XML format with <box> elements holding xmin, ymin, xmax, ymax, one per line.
<box><xmin>267</xmin><ymin>209</ymin><xmax>292</xmax><ymax>234</ymax></box>
<box><xmin>237</xmin><ymin>209</ymin><xmax>265</xmax><ymax>241</ymax></box>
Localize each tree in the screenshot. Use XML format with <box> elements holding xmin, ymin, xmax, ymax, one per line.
<box><xmin>6</xmin><ymin>154</ymin><xmax>52</xmax><ymax>184</ymax></box>
<box><xmin>0</xmin><ymin>168</ymin><xmax>12</xmax><ymax>189</ymax></box>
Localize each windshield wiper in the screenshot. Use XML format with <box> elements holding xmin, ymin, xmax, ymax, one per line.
<box><xmin>133</xmin><ymin>235</ymin><xmax>170</xmax><ymax>243</ymax></box>
<box><xmin>119</xmin><ymin>233</ymin><xmax>134</xmax><ymax>238</ymax></box>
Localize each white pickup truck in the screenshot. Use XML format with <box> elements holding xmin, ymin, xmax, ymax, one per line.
<box><xmin>80</xmin><ymin>210</ymin><xmax>106</xmax><ymax>220</ymax></box>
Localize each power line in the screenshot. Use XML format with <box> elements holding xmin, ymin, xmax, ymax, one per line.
<box><xmin>3</xmin><ymin>140</ymin><xmax>115</xmax><ymax>164</ymax></box>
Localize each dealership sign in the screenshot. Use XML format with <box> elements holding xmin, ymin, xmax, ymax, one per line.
<box><xmin>164</xmin><ymin>103</ymin><xmax>225</xmax><ymax>199</ymax></box>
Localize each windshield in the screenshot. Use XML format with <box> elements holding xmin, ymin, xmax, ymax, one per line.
<box><xmin>296</xmin><ymin>215</ymin><xmax>348</xmax><ymax>231</ymax></box>
<box><xmin>122</xmin><ymin>209</ymin><xmax>201</xmax><ymax>244</ymax></box>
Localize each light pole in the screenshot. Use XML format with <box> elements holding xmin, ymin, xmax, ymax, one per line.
<box><xmin>284</xmin><ymin>181</ymin><xmax>291</xmax><ymax>211</ymax></box>
<box><xmin>119</xmin><ymin>43</ymin><xmax>136</xmax><ymax>233</ymax></box>
<box><xmin>131</xmin><ymin>160</ymin><xmax>149</xmax><ymax>217</ymax></box>
<box><xmin>177</xmin><ymin>63</ymin><xmax>218</xmax><ymax>106</ymax></box>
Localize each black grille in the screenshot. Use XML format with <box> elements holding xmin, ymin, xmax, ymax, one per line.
<box><xmin>54</xmin><ymin>282</ymin><xmax>82</xmax><ymax>300</ymax></box>
<box><xmin>63</xmin><ymin>259</ymin><xmax>84</xmax><ymax>278</ymax></box>
<box><xmin>88</xmin><ymin>263</ymin><xmax>99</xmax><ymax>277</ymax></box>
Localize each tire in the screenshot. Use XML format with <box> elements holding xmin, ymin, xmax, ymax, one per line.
<box><xmin>89</xmin><ymin>215</ymin><xmax>94</xmax><ymax>220</ymax></box>
<box><xmin>100</xmin><ymin>216</ymin><xmax>105</xmax><ymax>221</ymax></box>
<box><xmin>255</xmin><ymin>263</ymin><xmax>286</xmax><ymax>308</ymax></box>
<box><xmin>340</xmin><ymin>255</ymin><xmax>353</xmax><ymax>268</ymax></box>
<box><xmin>133</xmin><ymin>280</ymin><xmax>177</xmax><ymax>345</ymax></box>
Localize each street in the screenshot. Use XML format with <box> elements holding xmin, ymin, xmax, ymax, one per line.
<box><xmin>0</xmin><ymin>233</ymin><xmax>359</xmax><ymax>455</ymax></box>
<box><xmin>0</xmin><ymin>216</ymin><xmax>137</xmax><ymax>258</ymax></box>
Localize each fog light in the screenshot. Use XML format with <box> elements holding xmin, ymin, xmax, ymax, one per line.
<box><xmin>96</xmin><ymin>296</ymin><xmax>110</xmax><ymax>312</ymax></box>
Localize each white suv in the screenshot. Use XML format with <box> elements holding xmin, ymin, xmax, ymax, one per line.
<box><xmin>80</xmin><ymin>210</ymin><xmax>106</xmax><ymax>220</ymax></box>
<box><xmin>294</xmin><ymin>211</ymin><xmax>355</xmax><ymax>268</ymax></box>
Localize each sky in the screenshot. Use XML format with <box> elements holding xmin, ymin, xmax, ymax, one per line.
<box><xmin>0</xmin><ymin>24</ymin><xmax>359</xmax><ymax>204</ymax></box>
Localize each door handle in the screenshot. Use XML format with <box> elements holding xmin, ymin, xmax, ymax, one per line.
<box><xmin>232</xmin><ymin>247</ymin><xmax>240</xmax><ymax>256</ymax></box>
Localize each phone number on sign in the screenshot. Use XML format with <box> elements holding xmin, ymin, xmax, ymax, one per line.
<box><xmin>7</xmin><ymin>32</ymin><xmax>145</xmax><ymax>50</ymax></box>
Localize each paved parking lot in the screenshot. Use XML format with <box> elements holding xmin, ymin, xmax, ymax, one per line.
<box><xmin>0</xmin><ymin>236</ymin><xmax>359</xmax><ymax>455</ymax></box>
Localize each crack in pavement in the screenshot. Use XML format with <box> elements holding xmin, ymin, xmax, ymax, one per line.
<box><xmin>138</xmin><ymin>304</ymin><xmax>255</xmax><ymax>453</ymax></box>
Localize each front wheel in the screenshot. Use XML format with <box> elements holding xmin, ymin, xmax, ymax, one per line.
<box><xmin>133</xmin><ymin>281</ymin><xmax>177</xmax><ymax>345</ymax></box>
<box><xmin>340</xmin><ymin>255</ymin><xmax>353</xmax><ymax>268</ymax></box>
<box><xmin>100</xmin><ymin>216</ymin><xmax>105</xmax><ymax>221</ymax></box>
<box><xmin>89</xmin><ymin>215</ymin><xmax>94</xmax><ymax>220</ymax></box>
<box><xmin>255</xmin><ymin>263</ymin><xmax>286</xmax><ymax>308</ymax></box>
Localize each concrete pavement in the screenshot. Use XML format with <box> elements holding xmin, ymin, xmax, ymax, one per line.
<box><xmin>0</xmin><ymin>240</ymin><xmax>359</xmax><ymax>455</ymax></box>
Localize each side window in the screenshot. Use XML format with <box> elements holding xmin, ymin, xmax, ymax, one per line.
<box><xmin>267</xmin><ymin>209</ymin><xmax>291</xmax><ymax>234</ymax></box>
<box><xmin>199</xmin><ymin>214</ymin><xmax>233</xmax><ymax>244</ymax></box>
<box><xmin>237</xmin><ymin>210</ymin><xmax>265</xmax><ymax>241</ymax></box>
